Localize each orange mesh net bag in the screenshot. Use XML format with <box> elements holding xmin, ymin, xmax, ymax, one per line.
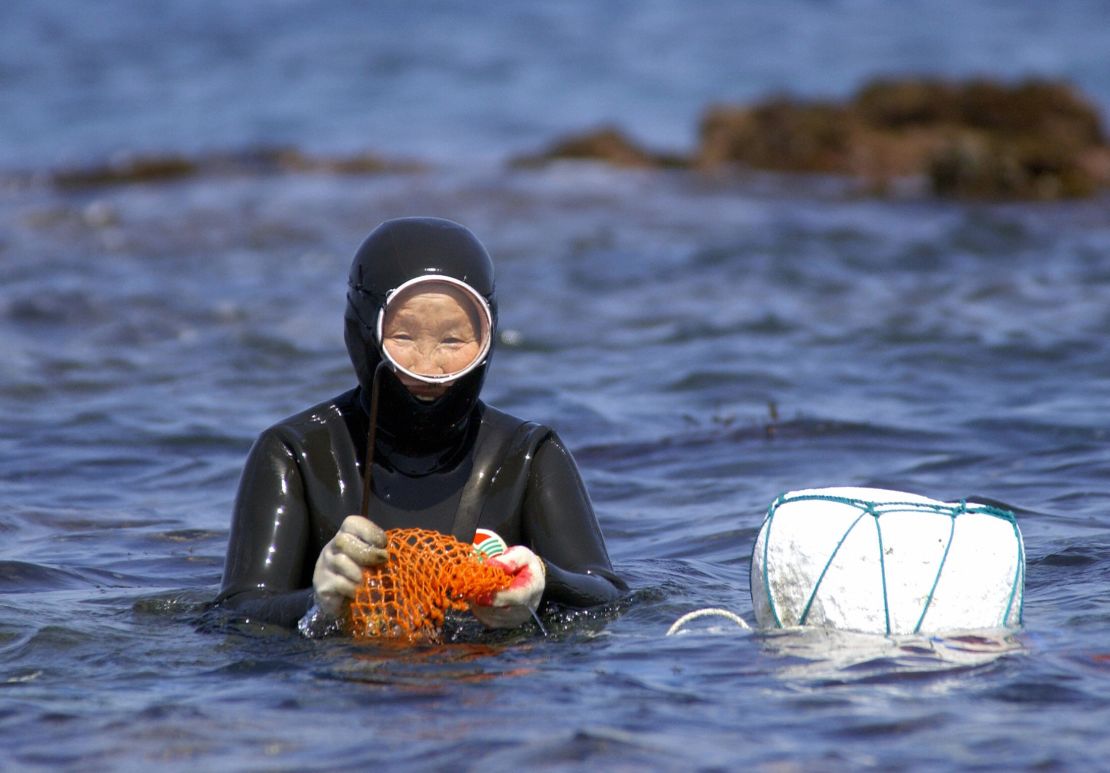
<box><xmin>348</xmin><ymin>528</ymin><xmax>514</xmax><ymax>642</ymax></box>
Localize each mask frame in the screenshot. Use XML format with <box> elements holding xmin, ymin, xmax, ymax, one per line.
<box><xmin>375</xmin><ymin>275</ymin><xmax>493</xmax><ymax>385</ymax></box>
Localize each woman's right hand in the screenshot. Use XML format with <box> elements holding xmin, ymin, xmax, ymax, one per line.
<box><xmin>312</xmin><ymin>515</ymin><xmax>388</xmax><ymax>618</ymax></box>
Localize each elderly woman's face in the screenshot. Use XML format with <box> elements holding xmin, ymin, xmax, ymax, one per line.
<box><xmin>381</xmin><ymin>286</ymin><xmax>485</xmax><ymax>400</ymax></box>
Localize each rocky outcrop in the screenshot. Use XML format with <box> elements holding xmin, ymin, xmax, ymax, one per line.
<box><xmin>525</xmin><ymin>77</ymin><xmax>1110</xmax><ymax>199</ymax></box>
<box><xmin>38</xmin><ymin>78</ymin><xmax>1110</xmax><ymax>200</ymax></box>
<box><xmin>509</xmin><ymin>126</ymin><xmax>686</xmax><ymax>169</ymax></box>
<box><xmin>48</xmin><ymin>148</ymin><xmax>420</xmax><ymax>188</ymax></box>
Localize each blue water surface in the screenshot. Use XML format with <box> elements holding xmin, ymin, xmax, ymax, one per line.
<box><xmin>2</xmin><ymin>2</ymin><xmax>1110</xmax><ymax>770</ymax></box>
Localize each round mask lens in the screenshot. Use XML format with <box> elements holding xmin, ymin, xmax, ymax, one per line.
<box><xmin>377</xmin><ymin>276</ymin><xmax>492</xmax><ymax>385</ymax></box>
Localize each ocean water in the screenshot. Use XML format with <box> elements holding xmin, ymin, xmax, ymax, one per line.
<box><xmin>2</xmin><ymin>2</ymin><xmax>1110</xmax><ymax>770</ymax></box>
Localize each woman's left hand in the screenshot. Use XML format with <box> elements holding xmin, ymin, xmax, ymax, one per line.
<box><xmin>471</xmin><ymin>545</ymin><xmax>546</xmax><ymax>628</ymax></box>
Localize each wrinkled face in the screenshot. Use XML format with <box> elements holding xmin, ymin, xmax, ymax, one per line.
<box><xmin>380</xmin><ymin>282</ymin><xmax>489</xmax><ymax>401</ymax></box>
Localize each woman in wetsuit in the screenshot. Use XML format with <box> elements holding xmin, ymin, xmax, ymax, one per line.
<box><xmin>216</xmin><ymin>217</ymin><xmax>626</xmax><ymax>631</ymax></box>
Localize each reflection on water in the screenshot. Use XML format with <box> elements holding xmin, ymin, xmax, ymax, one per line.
<box><xmin>665</xmin><ymin>605</ymin><xmax>1023</xmax><ymax>686</ymax></box>
<box><xmin>763</xmin><ymin>627</ymin><xmax>1025</xmax><ymax>685</ymax></box>
<box><xmin>326</xmin><ymin>641</ymin><xmax>528</xmax><ymax>688</ymax></box>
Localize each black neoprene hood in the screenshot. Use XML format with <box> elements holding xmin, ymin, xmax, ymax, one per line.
<box><xmin>344</xmin><ymin>217</ymin><xmax>497</xmax><ymax>387</ymax></box>
<box><xmin>342</xmin><ymin>217</ymin><xmax>499</xmax><ymax>462</ymax></box>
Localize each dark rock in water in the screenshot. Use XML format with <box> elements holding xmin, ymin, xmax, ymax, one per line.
<box><xmin>52</xmin><ymin>154</ymin><xmax>199</xmax><ymax>187</ymax></box>
<box><xmin>49</xmin><ymin>148</ymin><xmax>420</xmax><ymax>189</ymax></box>
<box><xmin>521</xmin><ymin>77</ymin><xmax>1109</xmax><ymax>200</ymax></box>
<box><xmin>269</xmin><ymin>148</ymin><xmax>421</xmax><ymax>175</ymax></box>
<box><xmin>928</xmin><ymin>131</ymin><xmax>1103</xmax><ymax>199</ymax></box>
<box><xmin>854</xmin><ymin>78</ymin><xmax>1108</xmax><ymax>199</ymax></box>
<box><xmin>510</xmin><ymin>126</ymin><xmax>686</xmax><ymax>169</ymax></box>
<box><xmin>45</xmin><ymin>78</ymin><xmax>1109</xmax><ymax>200</ymax></box>
<box><xmin>853</xmin><ymin>79</ymin><xmax>965</xmax><ymax>129</ymax></box>
<box><xmin>953</xmin><ymin>80</ymin><xmax>1103</xmax><ymax>144</ymax></box>
<box><xmin>695</xmin><ymin>99</ymin><xmax>855</xmax><ymax>174</ymax></box>
<box><xmin>696</xmin><ymin>78</ymin><xmax>1109</xmax><ymax>199</ymax></box>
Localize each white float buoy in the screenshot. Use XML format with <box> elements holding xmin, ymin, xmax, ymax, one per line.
<box><xmin>750</xmin><ymin>487</ymin><xmax>1025</xmax><ymax>635</ymax></box>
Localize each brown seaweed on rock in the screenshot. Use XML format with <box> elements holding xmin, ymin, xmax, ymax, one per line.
<box><xmin>509</xmin><ymin>126</ymin><xmax>686</xmax><ymax>169</ymax></box>
<box><xmin>49</xmin><ymin>148</ymin><xmax>421</xmax><ymax>189</ymax></box>
<box><xmin>697</xmin><ymin>77</ymin><xmax>1110</xmax><ymax>199</ymax></box>
<box><xmin>39</xmin><ymin>77</ymin><xmax>1110</xmax><ymax>200</ymax></box>
<box><xmin>523</xmin><ymin>77</ymin><xmax>1110</xmax><ymax>200</ymax></box>
<box><xmin>855</xmin><ymin>78</ymin><xmax>1108</xmax><ymax>198</ymax></box>
<box><xmin>695</xmin><ymin>99</ymin><xmax>856</xmax><ymax>174</ymax></box>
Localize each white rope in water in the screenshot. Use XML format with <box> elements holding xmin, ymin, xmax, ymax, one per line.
<box><xmin>666</xmin><ymin>607</ymin><xmax>751</xmax><ymax>636</ymax></box>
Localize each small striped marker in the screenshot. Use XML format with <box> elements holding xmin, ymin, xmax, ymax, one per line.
<box><xmin>472</xmin><ymin>528</ymin><xmax>508</xmax><ymax>559</ymax></box>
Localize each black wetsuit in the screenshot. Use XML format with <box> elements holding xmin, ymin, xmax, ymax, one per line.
<box><xmin>216</xmin><ymin>217</ymin><xmax>626</xmax><ymax>627</ymax></box>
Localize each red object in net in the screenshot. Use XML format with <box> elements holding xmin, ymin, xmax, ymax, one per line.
<box><xmin>348</xmin><ymin>528</ymin><xmax>513</xmax><ymax>642</ymax></box>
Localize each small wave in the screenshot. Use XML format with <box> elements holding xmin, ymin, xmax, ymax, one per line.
<box><xmin>131</xmin><ymin>588</ymin><xmax>220</xmax><ymax>618</ymax></box>
<box><xmin>0</xmin><ymin>561</ymin><xmax>87</xmax><ymax>592</ymax></box>
<box><xmin>762</xmin><ymin>627</ymin><xmax>1024</xmax><ymax>684</ymax></box>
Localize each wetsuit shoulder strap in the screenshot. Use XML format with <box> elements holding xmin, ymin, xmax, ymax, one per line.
<box><xmin>451</xmin><ymin>405</ymin><xmax>551</xmax><ymax>542</ymax></box>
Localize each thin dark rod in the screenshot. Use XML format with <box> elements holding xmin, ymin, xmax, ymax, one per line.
<box><xmin>360</xmin><ymin>360</ymin><xmax>388</xmax><ymax>518</ymax></box>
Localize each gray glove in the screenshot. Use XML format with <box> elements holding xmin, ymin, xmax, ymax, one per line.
<box><xmin>311</xmin><ymin>515</ymin><xmax>388</xmax><ymax>618</ymax></box>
